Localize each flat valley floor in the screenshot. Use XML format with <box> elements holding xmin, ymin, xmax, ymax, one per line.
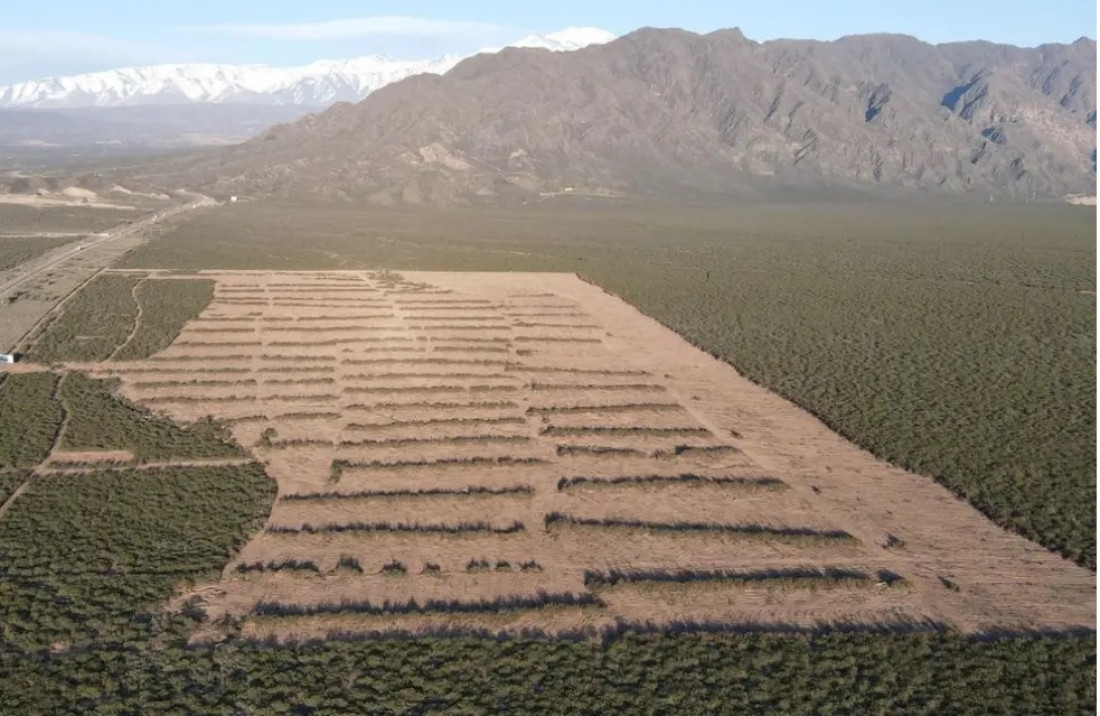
<box><xmin>66</xmin><ymin>270</ymin><xmax>1096</xmax><ymax>640</ymax></box>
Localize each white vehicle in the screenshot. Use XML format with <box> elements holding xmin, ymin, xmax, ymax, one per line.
<box><xmin>0</xmin><ymin>354</ymin><xmax>16</xmax><ymax>364</ymax></box>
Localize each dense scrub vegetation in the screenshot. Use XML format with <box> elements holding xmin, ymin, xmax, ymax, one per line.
<box><xmin>544</xmin><ymin>513</ymin><xmax>855</xmax><ymax>542</ymax></box>
<box><xmin>0</xmin><ymin>463</ymin><xmax>275</xmax><ymax>652</ymax></box>
<box><xmin>252</xmin><ymin>591</ymin><xmax>603</xmax><ymax>617</ymax></box>
<box><xmin>23</xmin><ymin>274</ymin><xmax>140</xmax><ymax>361</ymax></box>
<box><xmin>22</xmin><ymin>276</ymin><xmax>214</xmax><ymax>362</ymax></box>
<box><xmin>58</xmin><ymin>372</ymin><xmax>243</xmax><ymax>461</ymax></box>
<box><xmin>0</xmin><ymin>470</ymin><xmax>29</xmax><ymax>505</ymax></box>
<box><xmin>0</xmin><ymin>372</ymin><xmax>63</xmax><ymax>468</ymax></box>
<box><xmin>122</xmin><ymin>200</ymin><xmax>1096</xmax><ymax>567</ymax></box>
<box><xmin>582</xmin><ymin>567</ymin><xmax>890</xmax><ymax>589</ymax></box>
<box><xmin>0</xmin><ymin>632</ymin><xmax>1092</xmax><ymax>714</ymax></box>
<box><xmin>0</xmin><ymin>235</ymin><xmax>77</xmax><ymax>272</ymax></box>
<box><xmin>113</xmin><ymin>279</ymin><xmax>215</xmax><ymax>359</ymax></box>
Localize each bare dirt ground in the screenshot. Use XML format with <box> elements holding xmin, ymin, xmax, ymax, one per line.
<box><xmin>60</xmin><ymin>270</ymin><xmax>1094</xmax><ymax>641</ymax></box>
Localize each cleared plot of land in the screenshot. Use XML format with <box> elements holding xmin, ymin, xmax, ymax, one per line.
<box><xmin>117</xmin><ymin>201</ymin><xmax>1097</xmax><ymax>570</ymax></box>
<box><xmin>63</xmin><ymin>270</ymin><xmax>1093</xmax><ymax>642</ymax></box>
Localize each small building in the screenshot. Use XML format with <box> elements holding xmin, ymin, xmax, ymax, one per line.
<box><xmin>0</xmin><ymin>354</ymin><xmax>16</xmax><ymax>364</ymax></box>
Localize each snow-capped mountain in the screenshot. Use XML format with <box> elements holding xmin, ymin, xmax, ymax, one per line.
<box><xmin>0</xmin><ymin>27</ymin><xmax>616</xmax><ymax>109</ymax></box>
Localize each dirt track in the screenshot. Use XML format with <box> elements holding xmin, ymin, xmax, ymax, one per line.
<box><xmin>73</xmin><ymin>270</ymin><xmax>1094</xmax><ymax>640</ymax></box>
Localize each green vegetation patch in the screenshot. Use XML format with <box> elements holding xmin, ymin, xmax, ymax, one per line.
<box><xmin>0</xmin><ymin>470</ymin><xmax>30</xmax><ymax>506</ymax></box>
<box><xmin>0</xmin><ymin>632</ymin><xmax>1093</xmax><ymax>715</ymax></box>
<box><xmin>58</xmin><ymin>372</ymin><xmax>243</xmax><ymax>461</ymax></box>
<box><xmin>0</xmin><ymin>235</ymin><xmax>78</xmax><ymax>272</ymax></box>
<box><xmin>24</xmin><ymin>274</ymin><xmax>140</xmax><ymax>362</ymax></box>
<box><xmin>0</xmin><ymin>372</ymin><xmax>63</xmax><ymax>468</ymax></box>
<box><xmin>0</xmin><ymin>463</ymin><xmax>275</xmax><ymax>652</ymax></box>
<box><xmin>113</xmin><ymin>279</ymin><xmax>215</xmax><ymax>360</ymax></box>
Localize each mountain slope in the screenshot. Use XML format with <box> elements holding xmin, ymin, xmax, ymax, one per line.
<box><xmin>0</xmin><ymin>28</ymin><xmax>616</xmax><ymax>109</ymax></box>
<box><xmin>176</xmin><ymin>28</ymin><xmax>1095</xmax><ymax>203</ymax></box>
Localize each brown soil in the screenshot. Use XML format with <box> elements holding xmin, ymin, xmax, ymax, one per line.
<box><xmin>84</xmin><ymin>270</ymin><xmax>1094</xmax><ymax>641</ymax></box>
<box><xmin>46</xmin><ymin>449</ymin><xmax>135</xmax><ymax>463</ymax></box>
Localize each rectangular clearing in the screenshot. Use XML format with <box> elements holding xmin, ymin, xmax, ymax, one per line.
<box><xmin>74</xmin><ymin>270</ymin><xmax>1094</xmax><ymax>641</ymax></box>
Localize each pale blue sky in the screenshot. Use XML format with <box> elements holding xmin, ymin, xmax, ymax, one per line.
<box><xmin>1</xmin><ymin>0</ymin><xmax>1094</xmax><ymax>83</ymax></box>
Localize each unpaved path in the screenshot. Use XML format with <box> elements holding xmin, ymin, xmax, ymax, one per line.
<box><xmin>108</xmin><ymin>279</ymin><xmax>147</xmax><ymax>360</ymax></box>
<box><xmin>0</xmin><ymin>479</ymin><xmax>30</xmax><ymax>521</ymax></box>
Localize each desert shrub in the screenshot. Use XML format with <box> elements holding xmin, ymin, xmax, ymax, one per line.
<box><xmin>267</xmin><ymin>521</ymin><xmax>525</xmax><ymax>535</ymax></box>
<box><xmin>540</xmin><ymin>426</ymin><xmax>711</xmax><ymax>437</ymax></box>
<box><xmin>582</xmin><ymin>567</ymin><xmax>878</xmax><ymax>590</ymax></box>
<box><xmin>329</xmin><ymin>456</ymin><xmax>546</xmax><ymax>480</ymax></box>
<box><xmin>59</xmin><ymin>373</ymin><xmax>242</xmax><ymax>461</ymax></box>
<box><xmin>345</xmin><ymin>416</ymin><xmax>525</xmax><ymax>429</ymax></box>
<box><xmin>337</xmin><ymin>435</ymin><xmax>529</xmax><ymax>448</ymax></box>
<box><xmin>556</xmin><ymin>474</ymin><xmax>786</xmax><ymax>491</ymax></box>
<box><xmin>530</xmin><ymin>382</ymin><xmax>664</xmax><ymax>392</ymax></box>
<box><xmin>544</xmin><ymin>513</ymin><xmax>855</xmax><ymax>542</ymax></box>
<box><xmin>336</xmin><ymin>555</ymin><xmax>363</xmax><ymax>573</ymax></box>
<box><xmin>281</xmin><ymin>485</ymin><xmax>533</xmax><ymax>501</ymax></box>
<box><xmin>380</xmin><ymin>560</ymin><xmax>408</xmax><ymax>576</ymax></box>
<box><xmin>0</xmin><ymin>373</ymin><xmax>63</xmax><ymax>468</ymax></box>
<box><xmin>236</xmin><ymin>560</ymin><xmax>320</xmax><ymax>574</ymax></box>
<box><xmin>252</xmin><ymin>591</ymin><xmax>603</xmax><ymax>618</ymax></box>
<box><xmin>556</xmin><ymin>445</ymin><xmax>647</xmax><ymax>457</ymax></box>
<box><xmin>526</xmin><ymin>402</ymin><xmax>681</xmax><ymax>415</ymax></box>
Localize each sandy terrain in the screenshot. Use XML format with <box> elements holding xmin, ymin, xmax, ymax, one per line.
<box><xmin>67</xmin><ymin>270</ymin><xmax>1094</xmax><ymax>641</ymax></box>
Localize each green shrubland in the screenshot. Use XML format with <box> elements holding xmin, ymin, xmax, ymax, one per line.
<box><xmin>24</xmin><ymin>275</ymin><xmax>140</xmax><ymax>361</ymax></box>
<box><xmin>0</xmin><ymin>463</ymin><xmax>274</xmax><ymax>651</ymax></box>
<box><xmin>0</xmin><ymin>372</ymin><xmax>63</xmax><ymax>468</ymax></box>
<box><xmin>113</xmin><ymin>278</ymin><xmax>214</xmax><ymax>359</ymax></box>
<box><xmin>58</xmin><ymin>372</ymin><xmax>243</xmax><ymax>461</ymax></box>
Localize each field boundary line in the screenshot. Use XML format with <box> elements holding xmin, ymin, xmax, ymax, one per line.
<box><xmin>0</xmin><ymin>372</ymin><xmax>69</xmax><ymax>521</ymax></box>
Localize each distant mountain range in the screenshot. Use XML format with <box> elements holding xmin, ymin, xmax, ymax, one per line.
<box><xmin>155</xmin><ymin>28</ymin><xmax>1094</xmax><ymax>203</ymax></box>
<box><xmin>0</xmin><ymin>28</ymin><xmax>615</xmax><ymax>109</ymax></box>
<box><xmin>0</xmin><ymin>28</ymin><xmax>615</xmax><ymax>160</ymax></box>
